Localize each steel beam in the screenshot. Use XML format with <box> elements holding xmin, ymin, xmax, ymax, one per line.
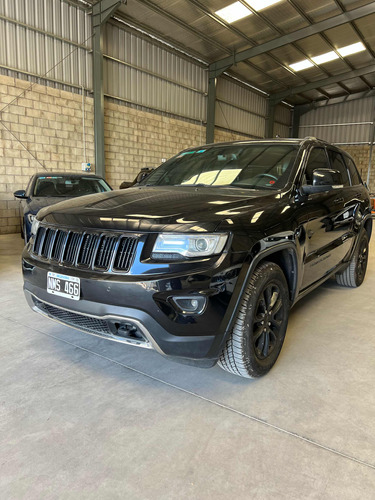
<box><xmin>206</xmin><ymin>65</ymin><xmax>231</xmax><ymax>144</ymax></box>
<box><xmin>272</xmin><ymin>65</ymin><xmax>375</xmax><ymax>102</ymax></box>
<box><xmin>92</xmin><ymin>0</ymin><xmax>124</xmax><ymax>179</ymax></box>
<box><xmin>206</xmin><ymin>76</ymin><xmax>217</xmax><ymax>144</ymax></box>
<box><xmin>265</xmin><ymin>99</ymin><xmax>277</xmax><ymax>138</ymax></box>
<box><xmin>210</xmin><ymin>3</ymin><xmax>375</xmax><ymax>75</ymax></box>
<box><xmin>312</xmin><ymin>89</ymin><xmax>375</xmax><ymax>108</ymax></box>
<box><xmin>366</xmin><ymin>102</ymin><xmax>375</xmax><ymax>189</ymax></box>
<box><xmin>291</xmin><ymin>104</ymin><xmax>314</xmax><ymax>137</ymax></box>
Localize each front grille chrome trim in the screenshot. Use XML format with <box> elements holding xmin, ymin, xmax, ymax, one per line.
<box><xmin>31</xmin><ymin>224</ymin><xmax>139</xmax><ymax>274</ymax></box>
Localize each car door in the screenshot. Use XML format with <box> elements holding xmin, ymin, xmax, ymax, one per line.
<box><xmin>299</xmin><ymin>147</ymin><xmax>349</xmax><ymax>290</ymax></box>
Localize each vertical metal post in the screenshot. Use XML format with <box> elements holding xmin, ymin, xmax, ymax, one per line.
<box><xmin>291</xmin><ymin>104</ymin><xmax>312</xmax><ymax>138</ymax></box>
<box><xmin>265</xmin><ymin>99</ymin><xmax>276</xmax><ymax>138</ymax></box>
<box><xmin>292</xmin><ymin>107</ymin><xmax>301</xmax><ymax>138</ymax></box>
<box><xmin>92</xmin><ymin>0</ymin><xmax>123</xmax><ymax>179</ymax></box>
<box><xmin>206</xmin><ymin>64</ymin><xmax>230</xmax><ymax>144</ymax></box>
<box><xmin>366</xmin><ymin>105</ymin><xmax>375</xmax><ymax>189</ymax></box>
<box><xmin>206</xmin><ymin>75</ymin><xmax>217</xmax><ymax>144</ymax></box>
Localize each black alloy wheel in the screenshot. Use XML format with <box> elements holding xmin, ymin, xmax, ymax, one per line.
<box><xmin>356</xmin><ymin>237</ymin><xmax>368</xmax><ymax>285</ymax></box>
<box><xmin>218</xmin><ymin>261</ymin><xmax>290</xmax><ymax>378</ymax></box>
<box><xmin>336</xmin><ymin>228</ymin><xmax>369</xmax><ymax>288</ymax></box>
<box><xmin>253</xmin><ymin>283</ymin><xmax>283</xmax><ymax>361</ymax></box>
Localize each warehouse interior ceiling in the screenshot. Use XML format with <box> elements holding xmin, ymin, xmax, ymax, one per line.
<box><xmin>77</xmin><ymin>0</ymin><xmax>375</xmax><ymax>107</ymax></box>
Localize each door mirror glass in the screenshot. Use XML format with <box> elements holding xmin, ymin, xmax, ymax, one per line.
<box><xmin>14</xmin><ymin>189</ymin><xmax>27</xmax><ymax>199</ymax></box>
<box><xmin>301</xmin><ymin>168</ymin><xmax>343</xmax><ymax>194</ymax></box>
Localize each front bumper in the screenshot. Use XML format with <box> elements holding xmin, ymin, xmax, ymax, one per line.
<box><xmin>22</xmin><ymin>247</ymin><xmax>245</xmax><ymax>367</ymax></box>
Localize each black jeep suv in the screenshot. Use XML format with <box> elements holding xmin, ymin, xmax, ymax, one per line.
<box><xmin>22</xmin><ymin>138</ymin><xmax>372</xmax><ymax>378</ymax></box>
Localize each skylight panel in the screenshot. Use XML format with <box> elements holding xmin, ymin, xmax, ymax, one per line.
<box><xmin>289</xmin><ymin>59</ymin><xmax>314</xmax><ymax>72</ymax></box>
<box><xmin>311</xmin><ymin>51</ymin><xmax>339</xmax><ymax>65</ymax></box>
<box><xmin>245</xmin><ymin>0</ymin><xmax>283</xmax><ymax>11</ymax></box>
<box><xmin>337</xmin><ymin>42</ymin><xmax>366</xmax><ymax>57</ymax></box>
<box><xmin>215</xmin><ymin>2</ymin><xmax>252</xmax><ymax>23</ymax></box>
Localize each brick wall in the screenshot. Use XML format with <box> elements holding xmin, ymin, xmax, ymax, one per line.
<box><xmin>0</xmin><ymin>75</ymin><xmax>247</xmax><ymax>235</ymax></box>
<box><xmin>341</xmin><ymin>145</ymin><xmax>374</xmax><ymax>191</ymax></box>
<box><xmin>0</xmin><ymin>75</ymin><xmax>95</xmax><ymax>235</ymax></box>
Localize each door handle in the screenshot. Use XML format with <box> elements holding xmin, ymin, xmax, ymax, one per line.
<box><xmin>333</xmin><ymin>197</ymin><xmax>344</xmax><ymax>204</ymax></box>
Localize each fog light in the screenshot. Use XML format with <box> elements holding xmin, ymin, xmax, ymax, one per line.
<box><xmin>171</xmin><ymin>296</ymin><xmax>207</xmax><ymax>315</ymax></box>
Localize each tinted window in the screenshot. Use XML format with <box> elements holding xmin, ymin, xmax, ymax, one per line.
<box><xmin>345</xmin><ymin>156</ymin><xmax>362</xmax><ymax>185</ymax></box>
<box><xmin>144</xmin><ymin>144</ymin><xmax>299</xmax><ymax>190</ymax></box>
<box><xmin>327</xmin><ymin>150</ymin><xmax>350</xmax><ymax>186</ymax></box>
<box><xmin>33</xmin><ymin>176</ymin><xmax>111</xmax><ymax>197</ymax></box>
<box><xmin>304</xmin><ymin>148</ymin><xmax>331</xmax><ymax>184</ymax></box>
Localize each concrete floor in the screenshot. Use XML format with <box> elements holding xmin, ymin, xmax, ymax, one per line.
<box><xmin>1</xmin><ymin>234</ymin><xmax>375</xmax><ymax>499</ymax></box>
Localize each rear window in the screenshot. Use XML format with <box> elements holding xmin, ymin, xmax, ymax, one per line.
<box><xmin>33</xmin><ymin>176</ymin><xmax>111</xmax><ymax>197</ymax></box>
<box><xmin>327</xmin><ymin>150</ymin><xmax>350</xmax><ymax>187</ymax></box>
<box><xmin>344</xmin><ymin>156</ymin><xmax>362</xmax><ymax>186</ymax></box>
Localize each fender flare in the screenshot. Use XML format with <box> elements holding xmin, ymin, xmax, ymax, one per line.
<box><xmin>346</xmin><ymin>213</ymin><xmax>373</xmax><ymax>263</ymax></box>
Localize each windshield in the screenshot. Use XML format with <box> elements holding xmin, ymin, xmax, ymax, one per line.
<box><xmin>144</xmin><ymin>144</ymin><xmax>299</xmax><ymax>190</ymax></box>
<box><xmin>33</xmin><ymin>176</ymin><xmax>111</xmax><ymax>197</ymax></box>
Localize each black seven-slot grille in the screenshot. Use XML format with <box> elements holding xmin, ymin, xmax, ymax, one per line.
<box><xmin>33</xmin><ymin>226</ymin><xmax>138</xmax><ymax>272</ymax></box>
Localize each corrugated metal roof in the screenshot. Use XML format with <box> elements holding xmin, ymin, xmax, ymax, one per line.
<box><xmin>109</xmin><ymin>0</ymin><xmax>375</xmax><ymax>106</ymax></box>
<box><xmin>3</xmin><ymin>0</ymin><xmax>372</xmax><ymax>109</ymax></box>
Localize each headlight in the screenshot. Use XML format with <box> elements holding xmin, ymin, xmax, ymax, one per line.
<box><xmin>27</xmin><ymin>213</ymin><xmax>35</xmax><ymax>225</ymax></box>
<box><xmin>152</xmin><ymin>233</ymin><xmax>228</xmax><ymax>259</ymax></box>
<box><xmin>30</xmin><ymin>217</ymin><xmax>40</xmax><ymax>237</ymax></box>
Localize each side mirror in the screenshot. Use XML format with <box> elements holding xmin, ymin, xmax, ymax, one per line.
<box><xmin>119</xmin><ymin>181</ymin><xmax>132</xmax><ymax>189</ymax></box>
<box><xmin>301</xmin><ymin>169</ymin><xmax>343</xmax><ymax>195</ymax></box>
<box><xmin>14</xmin><ymin>189</ymin><xmax>27</xmax><ymax>199</ymax></box>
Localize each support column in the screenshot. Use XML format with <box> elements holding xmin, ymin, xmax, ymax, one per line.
<box><xmin>92</xmin><ymin>0</ymin><xmax>124</xmax><ymax>178</ymax></box>
<box><xmin>206</xmin><ymin>63</ymin><xmax>231</xmax><ymax>144</ymax></box>
<box><xmin>291</xmin><ymin>104</ymin><xmax>314</xmax><ymax>138</ymax></box>
<box><xmin>206</xmin><ymin>76</ymin><xmax>217</xmax><ymax>144</ymax></box>
<box><xmin>265</xmin><ymin>99</ymin><xmax>277</xmax><ymax>138</ymax></box>
<box><xmin>366</xmin><ymin>103</ymin><xmax>375</xmax><ymax>189</ymax></box>
<box><xmin>291</xmin><ymin>107</ymin><xmax>301</xmax><ymax>138</ymax></box>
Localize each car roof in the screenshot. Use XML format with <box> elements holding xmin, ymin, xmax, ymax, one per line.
<box><xmin>33</xmin><ymin>172</ymin><xmax>104</xmax><ymax>179</ymax></box>
<box><xmin>186</xmin><ymin>136</ymin><xmax>331</xmax><ymax>150</ymax></box>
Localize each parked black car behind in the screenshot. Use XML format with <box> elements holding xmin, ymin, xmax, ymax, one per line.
<box><xmin>14</xmin><ymin>172</ymin><xmax>112</xmax><ymax>242</ymax></box>
<box><xmin>22</xmin><ymin>138</ymin><xmax>372</xmax><ymax>378</ymax></box>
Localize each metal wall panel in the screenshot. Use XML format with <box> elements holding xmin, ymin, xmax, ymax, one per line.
<box><xmin>0</xmin><ymin>0</ymin><xmax>92</xmax><ymax>89</ymax></box>
<box><xmin>299</xmin><ymin>97</ymin><xmax>375</xmax><ymax>144</ymax></box>
<box><xmin>216</xmin><ymin>77</ymin><xmax>266</xmax><ymax>137</ymax></box>
<box><xmin>103</xmin><ymin>23</ymin><xmax>207</xmax><ymax>122</ymax></box>
<box><xmin>0</xmin><ymin>0</ymin><xmax>290</xmax><ymax>137</ymax></box>
<box><xmin>274</xmin><ymin>104</ymin><xmax>292</xmax><ymax>137</ymax></box>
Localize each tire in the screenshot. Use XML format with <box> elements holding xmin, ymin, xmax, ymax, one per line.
<box><xmin>336</xmin><ymin>228</ymin><xmax>369</xmax><ymax>288</ymax></box>
<box><xmin>218</xmin><ymin>261</ymin><xmax>290</xmax><ymax>379</ymax></box>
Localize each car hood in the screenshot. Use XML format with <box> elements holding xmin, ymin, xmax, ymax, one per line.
<box><xmin>26</xmin><ymin>196</ymin><xmax>74</xmax><ymax>213</ymax></box>
<box><xmin>38</xmin><ymin>186</ymin><xmax>278</xmax><ymax>232</ymax></box>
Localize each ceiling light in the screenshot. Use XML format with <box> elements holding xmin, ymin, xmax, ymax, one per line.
<box><xmin>311</xmin><ymin>51</ymin><xmax>339</xmax><ymax>65</ymax></box>
<box><xmin>215</xmin><ymin>2</ymin><xmax>252</xmax><ymax>23</ymax></box>
<box><xmin>289</xmin><ymin>59</ymin><xmax>314</xmax><ymax>71</ymax></box>
<box><xmin>337</xmin><ymin>42</ymin><xmax>366</xmax><ymax>57</ymax></box>
<box><xmin>245</xmin><ymin>0</ymin><xmax>283</xmax><ymax>11</ymax></box>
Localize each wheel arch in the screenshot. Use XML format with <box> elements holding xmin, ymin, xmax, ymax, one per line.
<box><xmin>363</xmin><ymin>216</ymin><xmax>372</xmax><ymax>241</ymax></box>
<box><xmin>248</xmin><ymin>243</ymin><xmax>299</xmax><ymax>304</ymax></box>
<box><xmin>258</xmin><ymin>247</ymin><xmax>298</xmax><ymax>303</ymax></box>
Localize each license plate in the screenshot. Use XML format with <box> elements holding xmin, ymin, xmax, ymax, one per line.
<box><xmin>47</xmin><ymin>272</ymin><xmax>80</xmax><ymax>301</ymax></box>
